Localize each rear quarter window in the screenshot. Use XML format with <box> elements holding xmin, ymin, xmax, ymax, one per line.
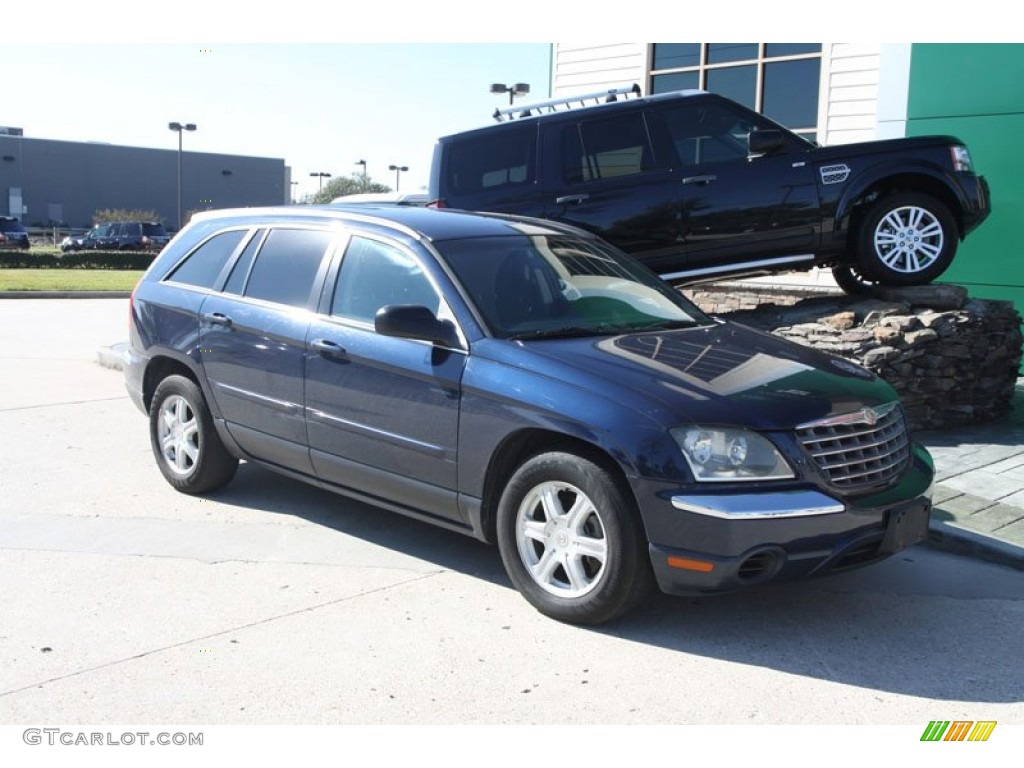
<box><xmin>445</xmin><ymin>127</ymin><xmax>535</xmax><ymax>194</ymax></box>
<box><xmin>165</xmin><ymin>229</ymin><xmax>248</xmax><ymax>289</ymax></box>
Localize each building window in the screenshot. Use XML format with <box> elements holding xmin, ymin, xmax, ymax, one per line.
<box><xmin>650</xmin><ymin>43</ymin><xmax>821</xmax><ymax>141</ymax></box>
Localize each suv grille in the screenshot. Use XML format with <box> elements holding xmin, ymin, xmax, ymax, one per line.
<box><xmin>796</xmin><ymin>403</ymin><xmax>910</xmax><ymax>492</ymax></box>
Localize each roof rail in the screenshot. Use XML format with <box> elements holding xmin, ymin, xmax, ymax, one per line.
<box><xmin>492</xmin><ymin>84</ymin><xmax>642</xmax><ymax>123</ymax></box>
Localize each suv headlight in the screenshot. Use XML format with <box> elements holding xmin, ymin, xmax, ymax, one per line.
<box><xmin>671</xmin><ymin>426</ymin><xmax>794</xmax><ymax>482</ymax></box>
<box><xmin>951</xmin><ymin>145</ymin><xmax>973</xmax><ymax>173</ymax></box>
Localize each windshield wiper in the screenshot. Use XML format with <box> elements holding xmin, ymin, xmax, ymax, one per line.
<box><xmin>507</xmin><ymin>325</ymin><xmax>603</xmax><ymax>341</ymax></box>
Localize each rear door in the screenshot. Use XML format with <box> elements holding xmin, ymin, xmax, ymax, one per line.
<box><xmin>539</xmin><ymin>110</ymin><xmax>679</xmax><ymax>264</ymax></box>
<box><xmin>199</xmin><ymin>226</ymin><xmax>335</xmax><ymax>474</ymax></box>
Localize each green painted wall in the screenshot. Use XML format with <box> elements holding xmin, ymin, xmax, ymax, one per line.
<box><xmin>906</xmin><ymin>44</ymin><xmax>1024</xmax><ymax>314</ymax></box>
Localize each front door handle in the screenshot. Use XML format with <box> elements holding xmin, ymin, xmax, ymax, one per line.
<box><xmin>203</xmin><ymin>312</ymin><xmax>233</xmax><ymax>327</ymax></box>
<box><xmin>555</xmin><ymin>193</ymin><xmax>590</xmax><ymax>205</ymax></box>
<box><xmin>682</xmin><ymin>174</ymin><xmax>717</xmax><ymax>185</ymax></box>
<box><xmin>310</xmin><ymin>339</ymin><xmax>348</xmax><ymax>359</ymax></box>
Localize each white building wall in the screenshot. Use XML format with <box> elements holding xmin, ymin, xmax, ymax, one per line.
<box><xmin>819</xmin><ymin>43</ymin><xmax>883</xmax><ymax>146</ymax></box>
<box><xmin>551</xmin><ymin>43</ymin><xmax>648</xmax><ymax>96</ymax></box>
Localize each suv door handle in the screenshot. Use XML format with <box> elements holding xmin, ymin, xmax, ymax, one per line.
<box><xmin>203</xmin><ymin>312</ymin><xmax>233</xmax><ymax>328</ymax></box>
<box><xmin>310</xmin><ymin>339</ymin><xmax>348</xmax><ymax>359</ymax></box>
<box><xmin>682</xmin><ymin>174</ymin><xmax>717</xmax><ymax>185</ymax></box>
<box><xmin>555</xmin><ymin>193</ymin><xmax>590</xmax><ymax>206</ymax></box>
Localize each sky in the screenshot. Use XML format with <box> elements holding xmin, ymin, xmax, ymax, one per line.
<box><xmin>5</xmin><ymin>3</ymin><xmax>1009</xmax><ymax>203</ymax></box>
<box><xmin>7</xmin><ymin>43</ymin><xmax>552</xmax><ymax>199</ymax></box>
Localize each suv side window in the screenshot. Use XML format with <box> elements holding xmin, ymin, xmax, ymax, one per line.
<box><xmin>445</xmin><ymin>127</ymin><xmax>534</xmax><ymax>193</ymax></box>
<box><xmin>242</xmin><ymin>228</ymin><xmax>332</xmax><ymax>308</ymax></box>
<box><xmin>166</xmin><ymin>229</ymin><xmax>247</xmax><ymax>289</ymax></box>
<box><xmin>561</xmin><ymin>113</ymin><xmax>655</xmax><ymax>184</ymax></box>
<box><xmin>331</xmin><ymin>236</ymin><xmax>440</xmax><ymax>323</ymax></box>
<box><xmin>661</xmin><ymin>102</ymin><xmax>765</xmax><ymax>166</ymax></box>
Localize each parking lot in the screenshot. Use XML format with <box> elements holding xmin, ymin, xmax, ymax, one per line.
<box><xmin>1</xmin><ymin>298</ymin><xmax>1022</xmax><ymax>725</ymax></box>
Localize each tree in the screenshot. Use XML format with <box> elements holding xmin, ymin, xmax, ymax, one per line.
<box><xmin>93</xmin><ymin>208</ymin><xmax>163</xmax><ymax>225</ymax></box>
<box><xmin>308</xmin><ymin>174</ymin><xmax>390</xmax><ymax>204</ymax></box>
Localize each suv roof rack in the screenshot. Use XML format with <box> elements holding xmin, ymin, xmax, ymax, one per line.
<box><xmin>493</xmin><ymin>83</ymin><xmax>642</xmax><ymax>123</ymax></box>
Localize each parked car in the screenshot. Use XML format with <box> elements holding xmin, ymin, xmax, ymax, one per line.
<box><xmin>0</xmin><ymin>216</ymin><xmax>30</xmax><ymax>249</ymax></box>
<box><xmin>125</xmin><ymin>205</ymin><xmax>934</xmax><ymax>624</ymax></box>
<box><xmin>61</xmin><ymin>224</ymin><xmax>118</xmax><ymax>252</ymax></box>
<box><xmin>108</xmin><ymin>221</ymin><xmax>170</xmax><ymax>251</ymax></box>
<box><xmin>331</xmin><ymin>191</ymin><xmax>429</xmax><ymax>206</ymax></box>
<box><xmin>428</xmin><ymin>85</ymin><xmax>990</xmax><ymax>294</ymax></box>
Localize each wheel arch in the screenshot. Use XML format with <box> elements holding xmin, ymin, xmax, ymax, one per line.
<box><xmin>837</xmin><ymin>170</ymin><xmax>966</xmax><ymax>243</ymax></box>
<box><xmin>142</xmin><ymin>354</ymin><xmax>201</xmax><ymax>413</ymax></box>
<box><xmin>476</xmin><ymin>428</ymin><xmax>644</xmax><ymax>545</ymax></box>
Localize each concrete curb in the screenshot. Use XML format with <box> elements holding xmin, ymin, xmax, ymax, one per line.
<box><xmin>0</xmin><ymin>291</ymin><xmax>131</xmax><ymax>299</ymax></box>
<box><xmin>96</xmin><ymin>342</ymin><xmax>127</xmax><ymax>371</ymax></box>
<box><xmin>926</xmin><ymin>522</ymin><xmax>1024</xmax><ymax>571</ymax></box>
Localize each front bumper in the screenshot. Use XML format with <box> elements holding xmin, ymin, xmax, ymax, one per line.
<box><xmin>640</xmin><ymin>444</ymin><xmax>935</xmax><ymax>595</ymax></box>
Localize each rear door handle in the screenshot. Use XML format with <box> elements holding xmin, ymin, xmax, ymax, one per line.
<box><xmin>310</xmin><ymin>339</ymin><xmax>348</xmax><ymax>359</ymax></box>
<box><xmin>682</xmin><ymin>174</ymin><xmax>717</xmax><ymax>185</ymax></box>
<box><xmin>203</xmin><ymin>312</ymin><xmax>233</xmax><ymax>328</ymax></box>
<box><xmin>555</xmin><ymin>193</ymin><xmax>590</xmax><ymax>205</ymax></box>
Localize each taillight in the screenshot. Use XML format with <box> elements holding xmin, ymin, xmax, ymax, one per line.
<box><xmin>427</xmin><ymin>199</ymin><xmax>447</xmax><ymax>209</ymax></box>
<box><xmin>141</xmin><ymin>236</ymin><xmax>150</xmax><ymax>245</ymax></box>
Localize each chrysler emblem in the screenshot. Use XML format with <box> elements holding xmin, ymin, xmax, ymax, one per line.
<box><xmin>861</xmin><ymin>407</ymin><xmax>879</xmax><ymax>426</ymax></box>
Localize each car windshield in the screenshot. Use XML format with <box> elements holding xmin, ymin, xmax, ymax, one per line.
<box><xmin>437</xmin><ymin>233</ymin><xmax>710</xmax><ymax>339</ymax></box>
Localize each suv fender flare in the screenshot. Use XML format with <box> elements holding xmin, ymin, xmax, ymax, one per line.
<box><xmin>832</xmin><ymin>160</ymin><xmax>966</xmax><ymax>237</ymax></box>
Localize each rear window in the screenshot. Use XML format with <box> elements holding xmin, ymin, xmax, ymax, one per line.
<box><xmin>445</xmin><ymin>127</ymin><xmax>535</xmax><ymax>194</ymax></box>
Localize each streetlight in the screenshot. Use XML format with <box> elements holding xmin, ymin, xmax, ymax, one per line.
<box><xmin>388</xmin><ymin>164</ymin><xmax>408</xmax><ymax>191</ymax></box>
<box><xmin>490</xmin><ymin>82</ymin><xmax>530</xmax><ymax>105</ymax></box>
<box><xmin>168</xmin><ymin>121</ymin><xmax>197</xmax><ymax>230</ymax></box>
<box><xmin>310</xmin><ymin>171</ymin><xmax>332</xmax><ymax>193</ymax></box>
<box><xmin>355</xmin><ymin>159</ymin><xmax>368</xmax><ymax>191</ymax></box>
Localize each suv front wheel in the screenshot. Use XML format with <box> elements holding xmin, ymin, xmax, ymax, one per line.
<box><xmin>149</xmin><ymin>375</ymin><xmax>239</xmax><ymax>494</ymax></box>
<box><xmin>856</xmin><ymin>192</ymin><xmax>958</xmax><ymax>286</ymax></box>
<box><xmin>496</xmin><ymin>451</ymin><xmax>652</xmax><ymax>625</ymax></box>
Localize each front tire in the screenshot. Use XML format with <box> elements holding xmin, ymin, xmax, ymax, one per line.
<box><xmin>856</xmin><ymin>192</ymin><xmax>958</xmax><ymax>286</ymax></box>
<box><xmin>832</xmin><ymin>264</ymin><xmax>880</xmax><ymax>296</ymax></box>
<box><xmin>149</xmin><ymin>375</ymin><xmax>238</xmax><ymax>494</ymax></box>
<box><xmin>496</xmin><ymin>451</ymin><xmax>652</xmax><ymax>625</ymax></box>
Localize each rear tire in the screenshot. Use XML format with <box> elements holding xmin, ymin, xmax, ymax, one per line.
<box><xmin>832</xmin><ymin>264</ymin><xmax>879</xmax><ymax>296</ymax></box>
<box><xmin>149</xmin><ymin>375</ymin><xmax>238</xmax><ymax>494</ymax></box>
<box><xmin>496</xmin><ymin>451</ymin><xmax>653</xmax><ymax>625</ymax></box>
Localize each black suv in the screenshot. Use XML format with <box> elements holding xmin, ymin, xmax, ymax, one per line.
<box><xmin>429</xmin><ymin>86</ymin><xmax>990</xmax><ymax>293</ymax></box>
<box><xmin>0</xmin><ymin>216</ymin><xmax>30</xmax><ymax>249</ymax></box>
<box><xmin>125</xmin><ymin>204</ymin><xmax>934</xmax><ymax>624</ymax></box>
<box><xmin>108</xmin><ymin>221</ymin><xmax>170</xmax><ymax>251</ymax></box>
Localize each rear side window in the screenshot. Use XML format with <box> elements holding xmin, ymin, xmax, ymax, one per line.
<box><xmin>243</xmin><ymin>228</ymin><xmax>332</xmax><ymax>308</ymax></box>
<box><xmin>562</xmin><ymin>113</ymin><xmax>655</xmax><ymax>183</ymax></box>
<box><xmin>143</xmin><ymin>223</ymin><xmax>169</xmax><ymax>237</ymax></box>
<box><xmin>445</xmin><ymin>127</ymin><xmax>534</xmax><ymax>193</ymax></box>
<box><xmin>166</xmin><ymin>229</ymin><xmax>246</xmax><ymax>289</ymax></box>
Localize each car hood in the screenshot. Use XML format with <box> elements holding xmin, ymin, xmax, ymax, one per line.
<box><xmin>808</xmin><ymin>134</ymin><xmax>960</xmax><ymax>164</ymax></box>
<box><xmin>481</xmin><ymin>321</ymin><xmax>896</xmax><ymax>431</ymax></box>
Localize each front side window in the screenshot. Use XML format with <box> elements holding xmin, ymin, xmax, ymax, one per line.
<box><xmin>166</xmin><ymin>229</ymin><xmax>246</xmax><ymax>289</ymax></box>
<box><xmin>661</xmin><ymin>102</ymin><xmax>767</xmax><ymax>166</ymax></box>
<box><xmin>331</xmin><ymin>236</ymin><xmax>440</xmax><ymax>324</ymax></box>
<box><xmin>242</xmin><ymin>228</ymin><xmax>332</xmax><ymax>308</ymax></box>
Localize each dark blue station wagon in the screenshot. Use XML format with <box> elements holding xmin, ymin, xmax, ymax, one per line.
<box><xmin>125</xmin><ymin>205</ymin><xmax>935</xmax><ymax>624</ymax></box>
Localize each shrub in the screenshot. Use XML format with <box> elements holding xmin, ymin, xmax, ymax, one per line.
<box><xmin>0</xmin><ymin>250</ymin><xmax>156</xmax><ymax>270</ymax></box>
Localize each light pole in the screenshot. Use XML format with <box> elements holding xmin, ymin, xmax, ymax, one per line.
<box><xmin>168</xmin><ymin>121</ymin><xmax>196</xmax><ymax>230</ymax></box>
<box><xmin>355</xmin><ymin>159</ymin><xmax>367</xmax><ymax>191</ymax></box>
<box><xmin>310</xmin><ymin>172</ymin><xmax>332</xmax><ymax>194</ymax></box>
<box><xmin>388</xmin><ymin>164</ymin><xmax>408</xmax><ymax>192</ymax></box>
<box><xmin>490</xmin><ymin>82</ymin><xmax>530</xmax><ymax>106</ymax></box>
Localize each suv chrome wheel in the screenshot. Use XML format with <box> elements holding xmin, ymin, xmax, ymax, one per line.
<box><xmin>857</xmin><ymin>192</ymin><xmax>957</xmax><ymax>286</ymax></box>
<box><xmin>157</xmin><ymin>394</ymin><xmax>199</xmax><ymax>476</ymax></box>
<box><xmin>872</xmin><ymin>205</ymin><xmax>944</xmax><ymax>274</ymax></box>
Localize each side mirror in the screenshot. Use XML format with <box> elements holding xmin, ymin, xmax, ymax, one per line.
<box><xmin>375</xmin><ymin>304</ymin><xmax>460</xmax><ymax>348</ymax></box>
<box><xmin>749</xmin><ymin>129</ymin><xmax>786</xmax><ymax>156</ymax></box>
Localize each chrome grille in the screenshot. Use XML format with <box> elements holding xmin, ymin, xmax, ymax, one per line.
<box><xmin>796</xmin><ymin>402</ymin><xmax>910</xmax><ymax>491</ymax></box>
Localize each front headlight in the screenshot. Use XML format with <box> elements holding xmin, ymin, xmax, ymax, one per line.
<box><xmin>951</xmin><ymin>145</ymin><xmax>973</xmax><ymax>173</ymax></box>
<box><xmin>671</xmin><ymin>426</ymin><xmax>794</xmax><ymax>482</ymax></box>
